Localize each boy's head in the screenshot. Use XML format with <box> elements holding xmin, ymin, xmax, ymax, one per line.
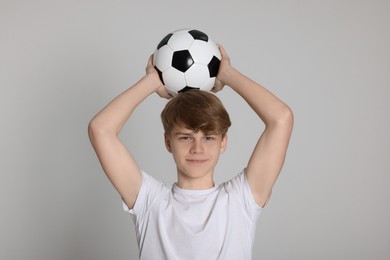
<box><xmin>161</xmin><ymin>90</ymin><xmax>231</xmax><ymax>136</ymax></box>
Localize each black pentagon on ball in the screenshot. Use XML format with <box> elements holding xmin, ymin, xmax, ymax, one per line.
<box><xmin>188</xmin><ymin>30</ymin><xmax>208</xmax><ymax>42</ymax></box>
<box><xmin>178</xmin><ymin>86</ymin><xmax>200</xmax><ymax>93</ymax></box>
<box><xmin>172</xmin><ymin>50</ymin><xmax>194</xmax><ymax>72</ymax></box>
<box><xmin>157</xmin><ymin>33</ymin><xmax>173</xmax><ymax>50</ymax></box>
<box><xmin>208</xmin><ymin>56</ymin><xmax>221</xmax><ymax>78</ymax></box>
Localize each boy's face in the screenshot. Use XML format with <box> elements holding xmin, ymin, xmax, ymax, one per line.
<box><xmin>164</xmin><ymin>125</ymin><xmax>227</xmax><ymax>188</ymax></box>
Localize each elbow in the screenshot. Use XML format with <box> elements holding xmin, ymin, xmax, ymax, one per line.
<box><xmin>280</xmin><ymin>106</ymin><xmax>294</xmax><ymax>134</ymax></box>
<box><xmin>282</xmin><ymin>105</ymin><xmax>294</xmax><ymax>128</ymax></box>
<box><xmin>270</xmin><ymin>105</ymin><xmax>294</xmax><ymax>130</ymax></box>
<box><xmin>87</xmin><ymin>118</ymin><xmax>115</xmax><ymax>144</ymax></box>
<box><xmin>87</xmin><ymin>119</ymin><xmax>100</xmax><ymax>144</ymax></box>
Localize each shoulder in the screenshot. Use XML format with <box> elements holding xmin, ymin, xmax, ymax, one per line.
<box><xmin>139</xmin><ymin>171</ymin><xmax>170</xmax><ymax>197</ymax></box>
<box><xmin>223</xmin><ymin>169</ymin><xmax>248</xmax><ymax>191</ymax></box>
<box><xmin>222</xmin><ymin>169</ymin><xmax>263</xmax><ymax>212</ymax></box>
<box><xmin>124</xmin><ymin>171</ymin><xmax>169</xmax><ymax>214</ymax></box>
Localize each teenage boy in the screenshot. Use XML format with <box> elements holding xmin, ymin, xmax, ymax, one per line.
<box><xmin>88</xmin><ymin>45</ymin><xmax>293</xmax><ymax>259</ymax></box>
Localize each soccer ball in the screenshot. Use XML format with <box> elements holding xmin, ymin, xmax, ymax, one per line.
<box><xmin>153</xmin><ymin>29</ymin><xmax>221</xmax><ymax>96</ymax></box>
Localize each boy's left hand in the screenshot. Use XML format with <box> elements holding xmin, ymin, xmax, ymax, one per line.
<box><xmin>212</xmin><ymin>44</ymin><xmax>231</xmax><ymax>93</ymax></box>
<box><xmin>145</xmin><ymin>54</ymin><xmax>172</xmax><ymax>99</ymax></box>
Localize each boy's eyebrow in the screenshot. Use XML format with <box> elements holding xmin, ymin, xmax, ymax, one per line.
<box><xmin>173</xmin><ymin>130</ymin><xmax>220</xmax><ymax>136</ymax></box>
<box><xmin>173</xmin><ymin>131</ymin><xmax>193</xmax><ymax>136</ymax></box>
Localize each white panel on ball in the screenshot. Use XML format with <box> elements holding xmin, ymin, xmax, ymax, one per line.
<box><xmin>168</xmin><ymin>33</ymin><xmax>194</xmax><ymax>51</ymax></box>
<box><xmin>201</xmin><ymin>77</ymin><xmax>216</xmax><ymax>90</ymax></box>
<box><xmin>207</xmin><ymin>40</ymin><xmax>222</xmax><ymax>59</ymax></box>
<box><xmin>189</xmin><ymin>40</ymin><xmax>216</xmax><ymax>64</ymax></box>
<box><xmin>185</xmin><ymin>64</ymin><xmax>210</xmax><ymax>88</ymax></box>
<box><xmin>163</xmin><ymin>67</ymin><xmax>186</xmax><ymax>92</ymax></box>
<box><xmin>154</xmin><ymin>45</ymin><xmax>173</xmax><ymax>72</ymax></box>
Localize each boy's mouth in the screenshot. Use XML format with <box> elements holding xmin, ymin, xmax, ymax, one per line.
<box><xmin>186</xmin><ymin>159</ymin><xmax>208</xmax><ymax>164</ymax></box>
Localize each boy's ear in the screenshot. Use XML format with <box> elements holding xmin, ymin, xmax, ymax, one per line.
<box><xmin>164</xmin><ymin>133</ymin><xmax>172</xmax><ymax>153</ymax></box>
<box><xmin>220</xmin><ymin>134</ymin><xmax>228</xmax><ymax>154</ymax></box>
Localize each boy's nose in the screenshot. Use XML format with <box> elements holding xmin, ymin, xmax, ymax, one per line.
<box><xmin>190</xmin><ymin>140</ymin><xmax>204</xmax><ymax>154</ymax></box>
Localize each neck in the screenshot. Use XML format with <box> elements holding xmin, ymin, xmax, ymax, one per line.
<box><xmin>176</xmin><ymin>171</ymin><xmax>215</xmax><ymax>190</ymax></box>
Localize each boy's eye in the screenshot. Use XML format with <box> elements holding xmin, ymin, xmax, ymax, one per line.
<box><xmin>203</xmin><ymin>136</ymin><xmax>215</xmax><ymax>142</ymax></box>
<box><xmin>179</xmin><ymin>136</ymin><xmax>192</xmax><ymax>141</ymax></box>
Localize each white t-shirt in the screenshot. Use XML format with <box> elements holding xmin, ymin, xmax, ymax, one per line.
<box><xmin>123</xmin><ymin>170</ymin><xmax>262</xmax><ymax>260</ymax></box>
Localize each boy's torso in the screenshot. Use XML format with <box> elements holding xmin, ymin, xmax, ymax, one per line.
<box><xmin>125</xmin><ymin>171</ymin><xmax>262</xmax><ymax>260</ymax></box>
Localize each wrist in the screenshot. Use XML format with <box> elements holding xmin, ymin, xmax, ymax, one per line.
<box><xmin>144</xmin><ymin>72</ymin><xmax>164</xmax><ymax>91</ymax></box>
<box><xmin>219</xmin><ymin>65</ymin><xmax>239</xmax><ymax>87</ymax></box>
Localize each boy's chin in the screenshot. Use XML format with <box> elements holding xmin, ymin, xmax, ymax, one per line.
<box><xmin>177</xmin><ymin>168</ymin><xmax>214</xmax><ymax>180</ymax></box>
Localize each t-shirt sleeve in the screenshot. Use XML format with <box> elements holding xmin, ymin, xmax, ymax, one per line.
<box><xmin>122</xmin><ymin>171</ymin><xmax>166</xmax><ymax>222</ymax></box>
<box><xmin>226</xmin><ymin>169</ymin><xmax>262</xmax><ymax>220</ymax></box>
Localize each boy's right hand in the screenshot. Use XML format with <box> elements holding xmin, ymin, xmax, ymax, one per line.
<box><xmin>212</xmin><ymin>44</ymin><xmax>232</xmax><ymax>93</ymax></box>
<box><xmin>145</xmin><ymin>54</ymin><xmax>172</xmax><ymax>99</ymax></box>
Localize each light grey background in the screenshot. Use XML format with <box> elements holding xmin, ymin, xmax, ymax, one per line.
<box><xmin>1</xmin><ymin>0</ymin><xmax>389</xmax><ymax>259</ymax></box>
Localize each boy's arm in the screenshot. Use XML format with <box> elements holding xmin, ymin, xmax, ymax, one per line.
<box><xmin>88</xmin><ymin>56</ymin><xmax>169</xmax><ymax>209</ymax></box>
<box><xmin>215</xmin><ymin>46</ymin><xmax>294</xmax><ymax>207</ymax></box>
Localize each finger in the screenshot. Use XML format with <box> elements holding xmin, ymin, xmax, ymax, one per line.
<box><xmin>146</xmin><ymin>54</ymin><xmax>156</xmax><ymax>73</ymax></box>
<box><xmin>156</xmin><ymin>86</ymin><xmax>173</xmax><ymax>99</ymax></box>
<box><xmin>160</xmin><ymin>92</ymin><xmax>173</xmax><ymax>99</ymax></box>
<box><xmin>211</xmin><ymin>79</ymin><xmax>224</xmax><ymax>93</ymax></box>
<box><xmin>211</xmin><ymin>86</ymin><xmax>224</xmax><ymax>93</ymax></box>
<box><xmin>218</xmin><ymin>47</ymin><xmax>231</xmax><ymax>67</ymax></box>
<box><xmin>147</xmin><ymin>54</ymin><xmax>154</xmax><ymax>66</ymax></box>
<box><xmin>217</xmin><ymin>44</ymin><xmax>228</xmax><ymax>57</ymax></box>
